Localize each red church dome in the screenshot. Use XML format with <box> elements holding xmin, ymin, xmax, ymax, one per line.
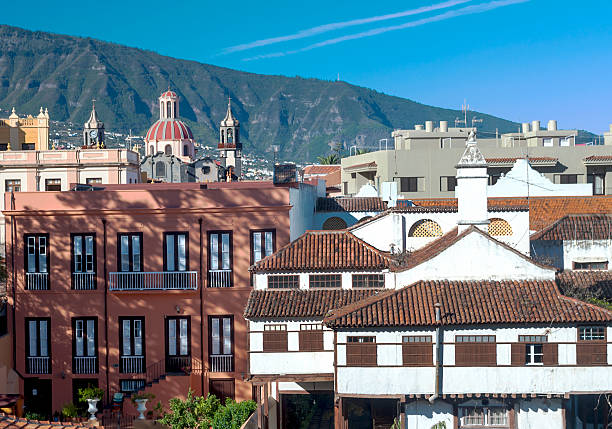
<box><xmin>145</xmin><ymin>119</ymin><xmax>193</xmax><ymax>142</ymax></box>
<box><xmin>161</xmin><ymin>90</ymin><xmax>177</xmax><ymax>98</ymax></box>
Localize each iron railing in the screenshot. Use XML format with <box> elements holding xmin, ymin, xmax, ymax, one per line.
<box><xmin>26</xmin><ymin>273</ymin><xmax>48</xmax><ymax>290</ymax></box>
<box><xmin>73</xmin><ymin>356</ymin><xmax>97</xmax><ymax>374</ymax></box>
<box><xmin>109</xmin><ymin>271</ymin><xmax>197</xmax><ymax>291</ymax></box>
<box><xmin>208</xmin><ymin>270</ymin><xmax>232</xmax><ymax>287</ymax></box>
<box><xmin>165</xmin><ymin>356</ymin><xmax>191</xmax><ymax>374</ymax></box>
<box><xmin>27</xmin><ymin>356</ymin><xmax>50</xmax><ymax>374</ymax></box>
<box><xmin>209</xmin><ymin>354</ymin><xmax>233</xmax><ymax>372</ymax></box>
<box><xmin>120</xmin><ymin>356</ymin><xmax>145</xmax><ymax>373</ymax></box>
<box><xmin>72</xmin><ymin>272</ymin><xmax>96</xmax><ymax>290</ymax></box>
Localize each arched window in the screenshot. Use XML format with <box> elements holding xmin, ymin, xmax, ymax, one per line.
<box><xmin>173</xmin><ymin>101</ymin><xmax>177</xmax><ymax>117</ymax></box>
<box><xmin>221</xmin><ymin>129</ymin><xmax>225</xmax><ymax>144</ymax></box>
<box><xmin>165</xmin><ymin>145</ymin><xmax>172</xmax><ymax>155</ymax></box>
<box><xmin>227</xmin><ymin>128</ymin><xmax>233</xmax><ymax>144</ymax></box>
<box><xmin>155</xmin><ymin>161</ymin><xmax>166</xmax><ymax>177</ymax></box>
<box><xmin>166</xmin><ymin>102</ymin><xmax>172</xmax><ymax>118</ymax></box>
<box><xmin>488</xmin><ymin>218</ymin><xmax>513</xmax><ymax>236</ymax></box>
<box><xmin>408</xmin><ymin>219</ymin><xmax>443</xmax><ymax>237</ymax></box>
<box><xmin>183</xmin><ymin>145</ymin><xmax>189</xmax><ymax>156</ymax></box>
<box><xmin>322</xmin><ymin>216</ymin><xmax>348</xmax><ymax>230</ymax></box>
<box><xmin>149</xmin><ymin>145</ymin><xmax>154</xmax><ymax>155</ymax></box>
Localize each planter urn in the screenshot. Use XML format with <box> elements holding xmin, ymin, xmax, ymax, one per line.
<box><xmin>135</xmin><ymin>398</ymin><xmax>148</xmax><ymax>420</ymax></box>
<box><xmin>86</xmin><ymin>398</ymin><xmax>100</xmax><ymax>421</ymax></box>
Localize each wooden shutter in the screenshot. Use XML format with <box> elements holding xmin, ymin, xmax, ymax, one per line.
<box><xmin>511</xmin><ymin>343</ymin><xmax>524</xmax><ymax>366</ymax></box>
<box><xmin>263</xmin><ymin>331</ymin><xmax>287</xmax><ymax>352</ymax></box>
<box><xmin>543</xmin><ymin>343</ymin><xmax>558</xmax><ymax>365</ymax></box>
<box><xmin>299</xmin><ymin>331</ymin><xmax>323</xmax><ymax>352</ymax></box>
<box><xmin>577</xmin><ymin>343</ymin><xmax>607</xmax><ymax>365</ymax></box>
<box><xmin>455</xmin><ymin>343</ymin><xmax>496</xmax><ymax>366</ymax></box>
<box><xmin>346</xmin><ymin>342</ymin><xmax>377</xmax><ymax>366</ymax></box>
<box><xmin>402</xmin><ymin>344</ymin><xmax>433</xmax><ymax>366</ymax></box>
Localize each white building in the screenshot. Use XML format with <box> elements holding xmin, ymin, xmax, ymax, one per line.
<box><xmin>244</xmin><ymin>136</ymin><xmax>612</xmax><ymax>429</ymax></box>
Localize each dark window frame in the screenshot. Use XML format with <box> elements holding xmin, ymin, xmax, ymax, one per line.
<box><xmin>72</xmin><ymin>317</ymin><xmax>99</xmax><ymax>373</ymax></box>
<box><xmin>208</xmin><ymin>315</ymin><xmax>234</xmax><ymax>372</ymax></box>
<box><xmin>207</xmin><ymin>230</ymin><xmax>234</xmax><ymax>287</ymax></box>
<box><xmin>352</xmin><ymin>274</ymin><xmax>385</xmax><ymax>288</ymax></box>
<box><xmin>45</xmin><ymin>178</ymin><xmax>61</xmax><ymax>191</ymax></box>
<box><xmin>70</xmin><ymin>233</ymin><xmax>97</xmax><ymax>289</ymax></box>
<box><xmin>400</xmin><ymin>177</ymin><xmax>419</xmax><ymax>193</ymax></box>
<box><xmin>25</xmin><ymin>317</ymin><xmax>51</xmax><ymax>374</ymax></box>
<box><xmin>250</xmin><ymin>229</ymin><xmax>276</xmax><ymax>265</ymax></box>
<box><xmin>165</xmin><ymin>316</ymin><xmax>192</xmax><ymax>358</ymax></box>
<box><xmin>267</xmin><ymin>275</ymin><xmax>299</xmax><ymax>289</ymax></box>
<box><xmin>5</xmin><ymin>179</ymin><xmax>21</xmax><ymax>192</ymax></box>
<box><xmin>439</xmin><ymin>176</ymin><xmax>457</xmax><ymax>192</ymax></box>
<box><xmin>117</xmin><ymin>232</ymin><xmax>144</xmax><ymax>272</ymax></box>
<box><xmin>119</xmin><ymin>316</ymin><xmax>146</xmax><ymax>373</ymax></box>
<box><xmin>573</xmin><ymin>261</ymin><xmax>608</xmax><ymax>270</ymax></box>
<box><xmin>309</xmin><ymin>274</ymin><xmax>341</xmax><ymax>289</ymax></box>
<box><xmin>163</xmin><ymin>231</ymin><xmax>190</xmax><ymax>272</ymax></box>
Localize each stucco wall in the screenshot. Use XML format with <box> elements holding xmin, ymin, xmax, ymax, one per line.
<box><xmin>516</xmin><ymin>398</ymin><xmax>564</xmax><ymax>429</ymax></box>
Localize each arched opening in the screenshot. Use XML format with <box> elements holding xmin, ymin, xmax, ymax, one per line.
<box><xmin>155</xmin><ymin>161</ymin><xmax>166</xmax><ymax>177</ymax></box>
<box><xmin>322</xmin><ymin>217</ymin><xmax>348</xmax><ymax>230</ymax></box>
<box><xmin>488</xmin><ymin>218</ymin><xmax>513</xmax><ymax>236</ymax></box>
<box><xmin>173</xmin><ymin>101</ymin><xmax>177</xmax><ymax>117</ymax></box>
<box><xmin>183</xmin><ymin>145</ymin><xmax>189</xmax><ymax>156</ymax></box>
<box><xmin>149</xmin><ymin>145</ymin><xmax>154</xmax><ymax>155</ymax></box>
<box><xmin>227</xmin><ymin>128</ymin><xmax>233</xmax><ymax>144</ymax></box>
<box><xmin>408</xmin><ymin>219</ymin><xmax>443</xmax><ymax>237</ymax></box>
<box><xmin>221</xmin><ymin>129</ymin><xmax>225</xmax><ymax>144</ymax></box>
<box><xmin>165</xmin><ymin>145</ymin><xmax>172</xmax><ymax>156</ymax></box>
<box><xmin>166</xmin><ymin>101</ymin><xmax>172</xmax><ymax>118</ymax></box>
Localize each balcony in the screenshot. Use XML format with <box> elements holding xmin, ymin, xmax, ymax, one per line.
<box><xmin>210</xmin><ymin>354</ymin><xmax>233</xmax><ymax>372</ymax></box>
<box><xmin>109</xmin><ymin>271</ymin><xmax>198</xmax><ymax>291</ymax></box>
<box><xmin>27</xmin><ymin>356</ymin><xmax>50</xmax><ymax>374</ymax></box>
<box><xmin>166</xmin><ymin>356</ymin><xmax>191</xmax><ymax>374</ymax></box>
<box><xmin>73</xmin><ymin>356</ymin><xmax>97</xmax><ymax>374</ymax></box>
<box><xmin>120</xmin><ymin>356</ymin><xmax>145</xmax><ymax>373</ymax></box>
<box><xmin>26</xmin><ymin>273</ymin><xmax>48</xmax><ymax>290</ymax></box>
<box><xmin>208</xmin><ymin>270</ymin><xmax>232</xmax><ymax>288</ymax></box>
<box><xmin>72</xmin><ymin>272</ymin><xmax>96</xmax><ymax>290</ymax></box>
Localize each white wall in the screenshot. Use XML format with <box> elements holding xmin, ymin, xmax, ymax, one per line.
<box><xmin>253</xmin><ymin>271</ymin><xmax>393</xmax><ymax>290</ymax></box>
<box><xmin>516</xmin><ymin>398</ymin><xmax>564</xmax><ymax>429</ymax></box>
<box><xmin>405</xmin><ymin>400</ymin><xmax>453</xmax><ymax>429</ymax></box>
<box><xmin>563</xmin><ymin>240</ymin><xmax>612</xmax><ymax>270</ymax></box>
<box><xmin>289</xmin><ymin>184</ymin><xmax>318</xmax><ymax>241</ymax></box>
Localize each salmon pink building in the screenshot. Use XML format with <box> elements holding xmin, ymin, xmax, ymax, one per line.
<box><xmin>2</xmin><ymin>181</ymin><xmax>314</xmax><ymax>418</ymax></box>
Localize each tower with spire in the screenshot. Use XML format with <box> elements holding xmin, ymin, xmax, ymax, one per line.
<box><xmin>218</xmin><ymin>97</ymin><xmax>242</xmax><ymax>181</ymax></box>
<box><xmin>83</xmin><ymin>100</ymin><xmax>105</xmax><ymax>148</ymax></box>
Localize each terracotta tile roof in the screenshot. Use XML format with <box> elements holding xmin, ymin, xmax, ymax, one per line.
<box><xmin>584</xmin><ymin>155</ymin><xmax>612</xmax><ymax>163</ymax></box>
<box><xmin>531</xmin><ymin>214</ymin><xmax>612</xmax><ymax>240</ymax></box>
<box><xmin>316</xmin><ymin>197</ymin><xmax>387</xmax><ymax>212</ymax></box>
<box><xmin>250</xmin><ymin>230</ymin><xmax>393</xmax><ymax>272</ymax></box>
<box><xmin>323</xmin><ymin>169</ymin><xmax>341</xmax><ymax>188</ymax></box>
<box><xmin>556</xmin><ymin>270</ymin><xmax>612</xmax><ymax>300</ymax></box>
<box><xmin>244</xmin><ymin>289</ymin><xmax>381</xmax><ymax>319</ymax></box>
<box><xmin>323</xmin><ymin>280</ymin><xmax>612</xmax><ymax>328</ymax></box>
<box><xmin>486</xmin><ymin>156</ymin><xmax>558</xmax><ymax>165</ymax></box>
<box><xmin>344</xmin><ymin>161</ymin><xmax>377</xmax><ymax>171</ymax></box>
<box><xmin>302</xmin><ymin>165</ymin><xmax>341</xmax><ymax>176</ymax></box>
<box><xmin>0</xmin><ymin>414</ymin><xmax>88</xmax><ymax>429</ymax></box>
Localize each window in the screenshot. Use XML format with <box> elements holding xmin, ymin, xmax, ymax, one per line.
<box><xmin>309</xmin><ymin>274</ymin><xmax>341</xmax><ymax>288</ymax></box>
<box><xmin>322</xmin><ymin>217</ymin><xmax>347</xmax><ymax>230</ymax></box>
<box><xmin>559</xmin><ymin>174</ymin><xmax>578</xmax><ymax>184</ymax></box>
<box><xmin>149</xmin><ymin>145</ymin><xmax>154</xmax><ymax>155</ymax></box>
<box><xmin>402</xmin><ymin>336</ymin><xmax>433</xmax><ymax>366</ymax></box>
<box><xmin>73</xmin><ymin>318</ymin><xmax>97</xmax><ymax>374</ymax></box>
<box><xmin>400</xmin><ymin>177</ymin><xmax>419</xmax><ymax>193</ymax></box>
<box><xmin>560</xmin><ymin>137</ymin><xmax>572</xmax><ymax>146</ymax></box>
<box><xmin>573</xmin><ymin>261</ymin><xmax>608</xmax><ymax>270</ymax></box>
<box><xmin>209</xmin><ymin>379</ymin><xmax>235</xmax><ymax>404</ymax></box>
<box><xmin>25</xmin><ymin>234</ymin><xmax>49</xmax><ymax>290</ymax></box>
<box><xmin>587</xmin><ymin>174</ymin><xmax>605</xmax><ymax>195</ymax></box>
<box><xmin>268</xmin><ymin>275</ymin><xmax>299</xmax><ymax>289</ymax></box>
<box><xmin>166</xmin><ymin>102</ymin><xmax>172</xmax><ymax>118</ymax></box>
<box><xmin>299</xmin><ymin>324</ymin><xmax>324</xmax><ymax>352</ymax></box>
<box><xmin>440</xmin><ymin>176</ymin><xmax>456</xmax><ymax>192</ymax></box>
<box><xmin>118</xmin><ymin>233</ymin><xmax>142</xmax><ymax>272</ymax></box>
<box><xmin>45</xmin><ymin>178</ymin><xmax>61</xmax><ymax>191</ymax></box>
<box><xmin>579</xmin><ymin>326</ymin><xmax>605</xmax><ymax>341</ymax></box>
<box><xmin>120</xmin><ymin>317</ymin><xmax>145</xmax><ymax>373</ymax></box>
<box><xmin>488</xmin><ymin>218</ymin><xmax>513</xmax><ymax>236</ymax></box>
<box><xmin>183</xmin><ymin>145</ymin><xmax>189</xmax><ymax>156</ymax></box>
<box><xmin>208</xmin><ymin>231</ymin><xmax>232</xmax><ymax>287</ymax></box>
<box><xmin>72</xmin><ymin>234</ymin><xmax>95</xmax><ymax>290</ymax></box>
<box><xmin>120</xmin><ymin>379</ymin><xmax>145</xmax><ymax>393</ymax></box>
<box><xmin>408</xmin><ymin>219</ymin><xmax>443</xmax><ymax>237</ymax></box>
<box><xmin>512</xmin><ymin>336</ymin><xmax>557</xmax><ymax>366</ymax></box>
<box><xmin>209</xmin><ymin>316</ymin><xmax>233</xmax><ymax>372</ymax></box>
<box><xmin>263</xmin><ymin>325</ymin><xmax>287</xmax><ymax>352</ymax></box>
<box><xmin>0</xmin><ymin>143</ymin><xmax>7</xmax><ymax>151</ymax></box>
<box><xmin>459</xmin><ymin>407</ymin><xmax>508</xmax><ymax>427</ymax></box>
<box><xmin>346</xmin><ymin>336</ymin><xmax>377</xmax><ymax>366</ymax></box>
<box><xmin>156</xmin><ymin>161</ymin><xmax>166</xmax><ymax>177</ymax></box>
<box><xmin>455</xmin><ymin>335</ymin><xmax>496</xmax><ymax>366</ymax></box>
<box><xmin>227</xmin><ymin>129</ymin><xmax>233</xmax><ymax>144</ymax></box>
<box><xmin>25</xmin><ymin>318</ymin><xmax>50</xmax><ymax>374</ymax></box>
<box><xmin>166</xmin><ymin>317</ymin><xmax>191</xmax><ymax>373</ymax></box>
<box><xmin>85</xmin><ymin>178</ymin><xmax>102</xmax><ymax>185</ymax></box>
<box><xmin>352</xmin><ymin>274</ymin><xmax>385</xmax><ymax>288</ymax></box>
<box><xmin>251</xmin><ymin>230</ymin><xmax>275</xmax><ymax>264</ymax></box>
<box><xmin>5</xmin><ymin>179</ymin><xmax>21</xmax><ymax>192</ymax></box>
<box><xmin>543</xmin><ymin>138</ymin><xmax>553</xmax><ymax>147</ymax></box>
<box><xmin>22</xmin><ymin>143</ymin><xmax>35</xmax><ymax>150</ymax></box>
<box><xmin>164</xmin><ymin>232</ymin><xmax>188</xmax><ymax>271</ymax></box>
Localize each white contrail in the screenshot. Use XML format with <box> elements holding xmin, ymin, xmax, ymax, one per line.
<box><xmin>222</xmin><ymin>0</ymin><xmax>472</xmax><ymax>54</ymax></box>
<box><xmin>243</xmin><ymin>0</ymin><xmax>528</xmax><ymax>61</ymax></box>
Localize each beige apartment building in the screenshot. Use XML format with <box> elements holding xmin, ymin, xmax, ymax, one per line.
<box><xmin>341</xmin><ymin>120</ymin><xmax>612</xmax><ymax>198</ymax></box>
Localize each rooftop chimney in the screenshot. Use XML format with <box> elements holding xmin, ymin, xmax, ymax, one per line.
<box><xmin>532</xmin><ymin>120</ymin><xmax>540</xmax><ymax>132</ymax></box>
<box><xmin>440</xmin><ymin>121</ymin><xmax>448</xmax><ymax>132</ymax></box>
<box><xmin>548</xmin><ymin>120</ymin><xmax>557</xmax><ymax>131</ymax></box>
<box><xmin>415</xmin><ymin>124</ymin><xmax>424</xmax><ymax>131</ymax></box>
<box><xmin>521</xmin><ymin>123</ymin><xmax>530</xmax><ymax>134</ymax></box>
<box><xmin>425</xmin><ymin>121</ymin><xmax>434</xmax><ymax>133</ymax></box>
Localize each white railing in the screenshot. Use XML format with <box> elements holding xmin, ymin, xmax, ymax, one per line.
<box><xmin>73</xmin><ymin>356</ymin><xmax>97</xmax><ymax>374</ymax></box>
<box><xmin>208</xmin><ymin>270</ymin><xmax>232</xmax><ymax>288</ymax></box>
<box><xmin>109</xmin><ymin>271</ymin><xmax>198</xmax><ymax>291</ymax></box>
<box><xmin>121</xmin><ymin>355</ymin><xmax>145</xmax><ymax>373</ymax></box>
<box><xmin>72</xmin><ymin>272</ymin><xmax>96</xmax><ymax>290</ymax></box>
<box><xmin>27</xmin><ymin>356</ymin><xmax>50</xmax><ymax>374</ymax></box>
<box><xmin>26</xmin><ymin>273</ymin><xmax>48</xmax><ymax>290</ymax></box>
<box><xmin>210</xmin><ymin>354</ymin><xmax>233</xmax><ymax>372</ymax></box>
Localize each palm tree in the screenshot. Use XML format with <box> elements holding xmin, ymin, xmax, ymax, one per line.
<box><xmin>317</xmin><ymin>154</ymin><xmax>340</xmax><ymax>165</ymax></box>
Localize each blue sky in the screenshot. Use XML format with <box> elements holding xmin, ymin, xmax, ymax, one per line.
<box><xmin>3</xmin><ymin>0</ymin><xmax>612</xmax><ymax>133</ymax></box>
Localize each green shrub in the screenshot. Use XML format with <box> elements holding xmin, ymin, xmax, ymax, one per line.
<box><xmin>159</xmin><ymin>390</ymin><xmax>220</xmax><ymax>429</ymax></box>
<box><xmin>78</xmin><ymin>386</ymin><xmax>104</xmax><ymax>402</ymax></box>
<box><xmin>212</xmin><ymin>399</ymin><xmax>257</xmax><ymax>429</ymax></box>
<box><xmin>61</xmin><ymin>402</ymin><xmax>79</xmax><ymax>419</ymax></box>
<box><xmin>24</xmin><ymin>411</ymin><xmax>46</xmax><ymax>421</ymax></box>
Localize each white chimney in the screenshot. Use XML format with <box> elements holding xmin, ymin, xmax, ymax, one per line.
<box><xmin>522</xmin><ymin>123</ymin><xmax>530</xmax><ymax>134</ymax></box>
<box><xmin>532</xmin><ymin>120</ymin><xmax>540</xmax><ymax>132</ymax></box>
<box><xmin>548</xmin><ymin>120</ymin><xmax>557</xmax><ymax>131</ymax></box>
<box><xmin>415</xmin><ymin>124</ymin><xmax>424</xmax><ymax>130</ymax></box>
<box><xmin>440</xmin><ymin>121</ymin><xmax>448</xmax><ymax>132</ymax></box>
<box><xmin>425</xmin><ymin>121</ymin><xmax>434</xmax><ymax>132</ymax></box>
<box><xmin>455</xmin><ymin>132</ymin><xmax>489</xmax><ymax>233</ymax></box>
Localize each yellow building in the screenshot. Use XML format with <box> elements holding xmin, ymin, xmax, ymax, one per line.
<box><xmin>0</xmin><ymin>107</ymin><xmax>49</xmax><ymax>151</ymax></box>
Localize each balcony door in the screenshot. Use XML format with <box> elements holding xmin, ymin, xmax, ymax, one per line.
<box><xmin>25</xmin><ymin>234</ymin><xmax>49</xmax><ymax>290</ymax></box>
<box><xmin>209</xmin><ymin>316</ymin><xmax>233</xmax><ymax>372</ymax></box>
<box><xmin>208</xmin><ymin>231</ymin><xmax>232</xmax><ymax>287</ymax></box>
<box><xmin>120</xmin><ymin>317</ymin><xmax>145</xmax><ymax>373</ymax></box>
<box><xmin>114</xmin><ymin>233</ymin><xmax>143</xmax><ymax>290</ymax></box>
<box><xmin>163</xmin><ymin>232</ymin><xmax>191</xmax><ymax>289</ymax></box>
<box><xmin>166</xmin><ymin>316</ymin><xmax>191</xmax><ymax>373</ymax></box>
<box><xmin>73</xmin><ymin>318</ymin><xmax>97</xmax><ymax>374</ymax></box>
<box><xmin>26</xmin><ymin>318</ymin><xmax>50</xmax><ymax>374</ymax></box>
<box><xmin>72</xmin><ymin>234</ymin><xmax>96</xmax><ymax>290</ymax></box>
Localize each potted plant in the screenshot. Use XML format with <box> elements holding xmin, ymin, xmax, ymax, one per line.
<box><xmin>132</xmin><ymin>392</ymin><xmax>155</xmax><ymax>420</ymax></box>
<box><xmin>61</xmin><ymin>402</ymin><xmax>79</xmax><ymax>422</ymax></box>
<box><xmin>78</xmin><ymin>386</ymin><xmax>104</xmax><ymax>421</ymax></box>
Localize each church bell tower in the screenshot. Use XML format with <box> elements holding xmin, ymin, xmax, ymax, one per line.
<box><xmin>83</xmin><ymin>100</ymin><xmax>105</xmax><ymax>148</ymax></box>
<box><xmin>218</xmin><ymin>98</ymin><xmax>242</xmax><ymax>181</ymax></box>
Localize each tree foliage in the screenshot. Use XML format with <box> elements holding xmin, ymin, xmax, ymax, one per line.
<box><xmin>211</xmin><ymin>399</ymin><xmax>257</xmax><ymax>429</ymax></box>
<box><xmin>316</xmin><ymin>154</ymin><xmax>340</xmax><ymax>165</ymax></box>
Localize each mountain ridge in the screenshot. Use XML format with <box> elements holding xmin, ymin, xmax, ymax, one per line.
<box><xmin>0</xmin><ymin>24</ymin><xmax>520</xmax><ymax>161</ymax></box>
